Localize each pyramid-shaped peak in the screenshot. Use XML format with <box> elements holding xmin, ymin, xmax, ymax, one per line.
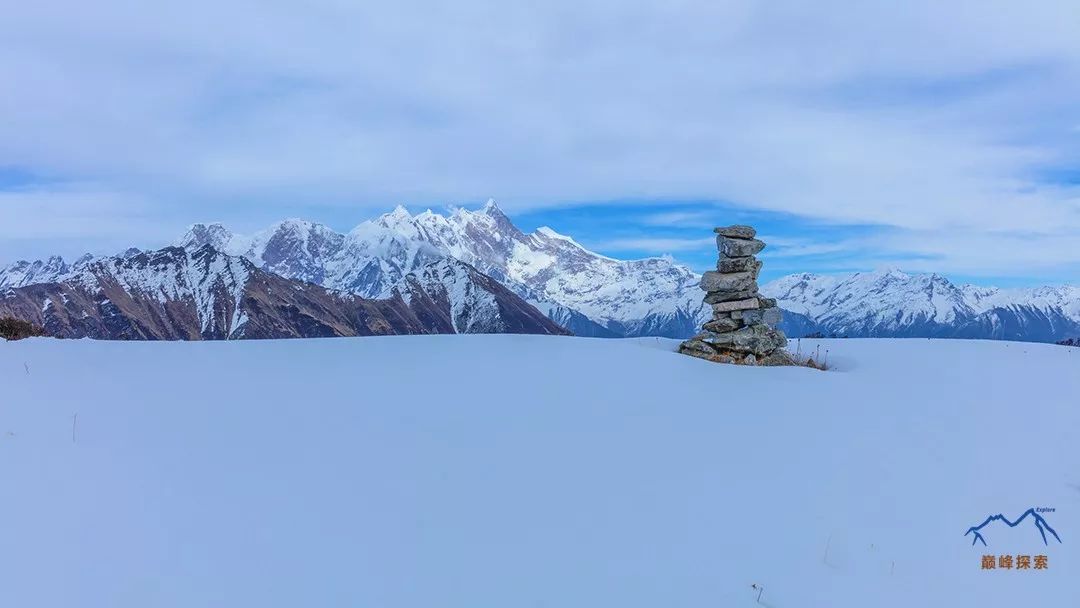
<box><xmin>478</xmin><ymin>199</ymin><xmax>517</xmax><ymax>227</ymax></box>
<box><xmin>377</xmin><ymin>205</ymin><xmax>415</xmax><ymax>227</ymax></box>
<box><xmin>179</xmin><ymin>222</ymin><xmax>234</xmax><ymax>250</ymax></box>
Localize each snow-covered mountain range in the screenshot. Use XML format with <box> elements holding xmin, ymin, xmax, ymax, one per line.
<box><xmin>175</xmin><ymin>201</ymin><xmax>707</xmax><ymax>338</ymax></box>
<box><xmin>4</xmin><ymin>200</ymin><xmax>1080</xmax><ymax>343</ymax></box>
<box><xmin>0</xmin><ymin>245</ymin><xmax>566</xmax><ymax>339</ymax></box>
<box><xmin>763</xmin><ymin>270</ymin><xmax>1080</xmax><ymax>341</ymax></box>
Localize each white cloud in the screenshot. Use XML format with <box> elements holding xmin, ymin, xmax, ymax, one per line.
<box><xmin>2</xmin><ymin>0</ymin><xmax>1080</xmax><ymax>275</ymax></box>
<box><xmin>639</xmin><ymin>210</ymin><xmax>721</xmax><ymax>227</ymax></box>
<box><xmin>757</xmin><ymin>235</ymin><xmax>865</xmax><ymax>259</ymax></box>
<box><xmin>590</xmin><ymin>236</ymin><xmax>717</xmax><ymax>253</ymax></box>
<box><xmin>0</xmin><ymin>186</ymin><xmax>156</xmax><ymax>240</ymax></box>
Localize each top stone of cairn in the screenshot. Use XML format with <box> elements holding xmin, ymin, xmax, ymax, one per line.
<box><xmin>713</xmin><ymin>225</ymin><xmax>756</xmax><ymax>239</ymax></box>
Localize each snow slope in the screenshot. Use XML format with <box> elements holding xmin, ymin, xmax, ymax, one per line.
<box><xmin>2</xmin><ymin>336</ymin><xmax>1077</xmax><ymax>607</ymax></box>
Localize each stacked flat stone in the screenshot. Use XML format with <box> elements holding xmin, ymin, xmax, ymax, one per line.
<box><xmin>678</xmin><ymin>225</ymin><xmax>793</xmax><ymax>365</ymax></box>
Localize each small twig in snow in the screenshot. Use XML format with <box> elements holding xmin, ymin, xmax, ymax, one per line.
<box><xmin>72</xmin><ymin>413</ymin><xmax>78</xmax><ymax>444</ymax></box>
<box><xmin>24</xmin><ymin>362</ymin><xmax>30</xmax><ymax>375</ymax></box>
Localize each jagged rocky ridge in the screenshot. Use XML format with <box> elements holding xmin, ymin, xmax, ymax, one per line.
<box><xmin>0</xmin><ymin>246</ymin><xmax>566</xmax><ymax>340</ymax></box>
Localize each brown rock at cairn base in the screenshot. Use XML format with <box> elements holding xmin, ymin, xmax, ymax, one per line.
<box><xmin>677</xmin><ymin>225</ymin><xmax>791</xmax><ymax>365</ymax></box>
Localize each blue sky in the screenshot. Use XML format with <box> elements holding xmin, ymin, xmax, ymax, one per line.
<box><xmin>511</xmin><ymin>201</ymin><xmax>927</xmax><ymax>285</ymax></box>
<box><xmin>2</xmin><ymin>1</ymin><xmax>1080</xmax><ymax>286</ymax></box>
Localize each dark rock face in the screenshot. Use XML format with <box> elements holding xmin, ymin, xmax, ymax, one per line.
<box><xmin>393</xmin><ymin>258</ymin><xmax>570</xmax><ymax>335</ymax></box>
<box><xmin>679</xmin><ymin>226</ymin><xmax>790</xmax><ymax>365</ymax></box>
<box><xmin>0</xmin><ymin>245</ymin><xmax>567</xmax><ymax>341</ymax></box>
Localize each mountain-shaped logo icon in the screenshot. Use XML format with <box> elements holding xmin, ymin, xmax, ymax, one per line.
<box><xmin>965</xmin><ymin>508</ymin><xmax>1062</xmax><ymax>546</ymax></box>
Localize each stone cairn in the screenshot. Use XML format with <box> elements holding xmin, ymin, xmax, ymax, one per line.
<box><xmin>678</xmin><ymin>225</ymin><xmax>793</xmax><ymax>366</ymax></box>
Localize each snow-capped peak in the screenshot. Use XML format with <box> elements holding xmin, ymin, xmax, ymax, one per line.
<box><xmin>479</xmin><ymin>198</ymin><xmax>511</xmax><ymax>220</ymax></box>
<box><xmin>378</xmin><ymin>205</ymin><xmax>414</xmax><ymax>228</ymax></box>
<box><xmin>0</xmin><ymin>255</ymin><xmax>72</xmax><ymax>290</ymax></box>
<box><xmin>178</xmin><ymin>222</ymin><xmax>234</xmax><ymax>252</ymax></box>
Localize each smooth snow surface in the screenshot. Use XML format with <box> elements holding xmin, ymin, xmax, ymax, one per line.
<box><xmin>2</xmin><ymin>336</ymin><xmax>1078</xmax><ymax>607</ymax></box>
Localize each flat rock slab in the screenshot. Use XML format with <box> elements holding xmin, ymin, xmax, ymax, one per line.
<box><xmin>704</xmin><ymin>288</ymin><xmax>759</xmax><ymax>304</ymax></box>
<box><xmin>710</xmin><ymin>297</ymin><xmax>759</xmax><ymax>312</ymax></box>
<box><xmin>700</xmin><ymin>271</ymin><xmax>756</xmax><ymax>293</ymax></box>
<box><xmin>713</xmin><ymin>225</ymin><xmax>757</xmax><ymax>239</ymax></box>
<box><xmin>716</xmin><ymin>257</ymin><xmax>762</xmax><ymax>275</ymax></box>
<box><xmin>717</xmin><ymin>236</ymin><xmax>766</xmax><ymax>258</ymax></box>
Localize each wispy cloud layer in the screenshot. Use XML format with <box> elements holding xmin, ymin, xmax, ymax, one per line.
<box><xmin>2</xmin><ymin>1</ymin><xmax>1080</xmax><ymax>279</ymax></box>
<box><xmin>589</xmin><ymin>236</ymin><xmax>716</xmax><ymax>253</ymax></box>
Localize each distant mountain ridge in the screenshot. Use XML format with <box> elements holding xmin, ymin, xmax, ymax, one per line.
<box><xmin>0</xmin><ymin>245</ymin><xmax>566</xmax><ymax>340</ymax></box>
<box><xmin>762</xmin><ymin>270</ymin><xmax>1080</xmax><ymax>342</ymax></box>
<box><xmin>4</xmin><ymin>201</ymin><xmax>1080</xmax><ymax>343</ymax></box>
